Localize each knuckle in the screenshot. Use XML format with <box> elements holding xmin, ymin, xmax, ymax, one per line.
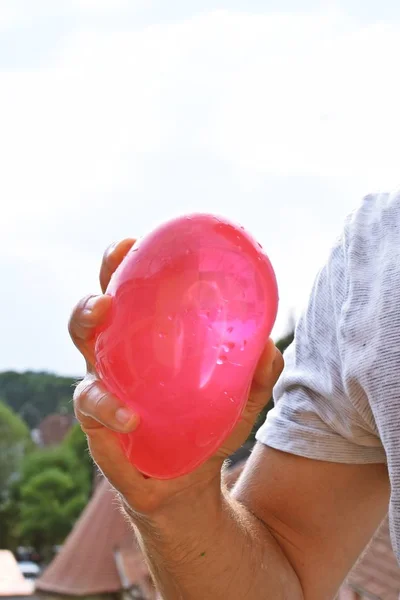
<box><xmin>73</xmin><ymin>377</ymin><xmax>96</xmax><ymax>411</ymax></box>
<box><xmin>68</xmin><ymin>306</ymin><xmax>80</xmax><ymax>338</ymax></box>
<box><xmin>74</xmin><ymin>377</ymin><xmax>115</xmax><ymax>426</ymax></box>
<box><xmin>68</xmin><ymin>295</ymin><xmax>93</xmax><ymax>337</ymax></box>
<box><xmin>93</xmin><ymin>388</ymin><xmax>111</xmax><ymax>413</ymax></box>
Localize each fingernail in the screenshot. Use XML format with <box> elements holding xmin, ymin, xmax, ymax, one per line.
<box><xmin>108</xmin><ymin>241</ymin><xmax>118</xmax><ymax>254</ymax></box>
<box><xmin>115</xmin><ymin>407</ymin><xmax>136</xmax><ymax>426</ymax></box>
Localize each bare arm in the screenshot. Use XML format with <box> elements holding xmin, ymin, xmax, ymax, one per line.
<box><xmin>126</xmin><ymin>445</ymin><xmax>388</xmax><ymax>600</ymax></box>
<box><xmin>129</xmin><ymin>471</ymin><xmax>301</xmax><ymax>599</ymax></box>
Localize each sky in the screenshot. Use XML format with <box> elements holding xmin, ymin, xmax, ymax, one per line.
<box><xmin>1</xmin><ymin>0</ymin><xmax>400</xmax><ymax>376</ymax></box>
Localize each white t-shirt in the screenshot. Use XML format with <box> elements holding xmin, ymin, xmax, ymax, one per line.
<box><xmin>256</xmin><ymin>192</ymin><xmax>400</xmax><ymax>561</ymax></box>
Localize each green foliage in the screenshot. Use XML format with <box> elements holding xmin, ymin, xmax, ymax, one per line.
<box><xmin>0</xmin><ymin>371</ymin><xmax>77</xmax><ymax>428</ymax></box>
<box><xmin>276</xmin><ymin>330</ymin><xmax>295</xmax><ymax>355</ymax></box>
<box><xmin>16</xmin><ymin>443</ymin><xmax>91</xmax><ymax>553</ymax></box>
<box><xmin>0</xmin><ymin>495</ymin><xmax>21</xmax><ymax>551</ymax></box>
<box><xmin>19</xmin><ymin>468</ymin><xmax>87</xmax><ymax>550</ymax></box>
<box><xmin>21</xmin><ymin>446</ymin><xmax>75</xmax><ymax>477</ymax></box>
<box><xmin>0</xmin><ymin>400</ymin><xmax>31</xmax><ymax>501</ymax></box>
<box><xmin>0</xmin><ymin>373</ymin><xmax>90</xmax><ymax>553</ymax></box>
<box><xmin>21</xmin><ymin>445</ymin><xmax>91</xmax><ymax>501</ymax></box>
<box><xmin>0</xmin><ymin>401</ymin><xmax>32</xmax><ymax>549</ymax></box>
<box><xmin>63</xmin><ymin>422</ymin><xmax>91</xmax><ymax>464</ymax></box>
<box><xmin>62</xmin><ymin>423</ymin><xmax>94</xmax><ymax>493</ymax></box>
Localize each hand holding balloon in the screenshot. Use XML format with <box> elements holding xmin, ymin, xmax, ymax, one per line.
<box><xmin>94</xmin><ymin>214</ymin><xmax>279</xmax><ymax>479</ymax></box>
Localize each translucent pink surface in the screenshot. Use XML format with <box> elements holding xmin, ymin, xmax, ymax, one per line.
<box><xmin>95</xmin><ymin>214</ymin><xmax>278</xmax><ymax>479</ymax></box>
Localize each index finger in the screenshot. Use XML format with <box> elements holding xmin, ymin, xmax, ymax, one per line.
<box><xmin>100</xmin><ymin>238</ymin><xmax>136</xmax><ymax>293</ymax></box>
<box><xmin>68</xmin><ymin>294</ymin><xmax>112</xmax><ymax>368</ymax></box>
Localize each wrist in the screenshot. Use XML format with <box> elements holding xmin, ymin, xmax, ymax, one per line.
<box><xmin>121</xmin><ymin>469</ymin><xmax>224</xmax><ymax>536</ymax></box>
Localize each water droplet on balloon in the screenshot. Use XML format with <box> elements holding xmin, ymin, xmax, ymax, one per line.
<box><xmin>217</xmin><ymin>356</ymin><xmax>227</xmax><ymax>365</ymax></box>
<box><xmin>223</xmin><ymin>391</ymin><xmax>234</xmax><ymax>403</ymax></box>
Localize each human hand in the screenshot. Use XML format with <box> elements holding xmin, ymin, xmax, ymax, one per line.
<box><xmin>69</xmin><ymin>239</ymin><xmax>283</xmax><ymax>518</ymax></box>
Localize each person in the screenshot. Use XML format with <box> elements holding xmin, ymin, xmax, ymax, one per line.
<box><xmin>69</xmin><ymin>193</ymin><xmax>399</xmax><ymax>600</ymax></box>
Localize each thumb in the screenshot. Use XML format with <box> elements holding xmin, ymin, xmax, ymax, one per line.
<box><xmin>244</xmin><ymin>338</ymin><xmax>284</xmax><ymax>421</ymax></box>
<box><xmin>252</xmin><ymin>338</ymin><xmax>284</xmax><ymax>394</ymax></box>
<box><xmin>218</xmin><ymin>339</ymin><xmax>284</xmax><ymax>458</ymax></box>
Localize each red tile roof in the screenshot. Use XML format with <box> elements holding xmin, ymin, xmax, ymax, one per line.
<box><xmin>345</xmin><ymin>518</ymin><xmax>400</xmax><ymax>600</ymax></box>
<box><xmin>36</xmin><ymin>479</ymin><xmax>147</xmax><ymax>596</ymax></box>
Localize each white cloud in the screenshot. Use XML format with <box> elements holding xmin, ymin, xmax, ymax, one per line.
<box><xmin>69</xmin><ymin>0</ymin><xmax>137</xmax><ymax>12</ymax></box>
<box><xmin>0</xmin><ymin>0</ymin><xmax>141</xmax><ymax>28</ymax></box>
<box><xmin>1</xmin><ymin>8</ymin><xmax>399</xmax><ymax>372</ymax></box>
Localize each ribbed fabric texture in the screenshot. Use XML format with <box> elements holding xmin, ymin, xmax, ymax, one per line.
<box><xmin>256</xmin><ymin>191</ymin><xmax>400</xmax><ymax>561</ymax></box>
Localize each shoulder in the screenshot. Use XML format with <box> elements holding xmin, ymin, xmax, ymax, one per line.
<box><xmin>340</xmin><ymin>191</ymin><xmax>400</xmax><ymax>301</ymax></box>
<box><xmin>338</xmin><ymin>191</ymin><xmax>400</xmax><ymax>414</ymax></box>
<box><xmin>343</xmin><ymin>191</ymin><xmax>399</xmax><ymax>257</ymax></box>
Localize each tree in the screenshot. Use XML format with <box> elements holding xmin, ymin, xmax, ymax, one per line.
<box><xmin>20</xmin><ymin>445</ymin><xmax>91</xmax><ymax>499</ymax></box>
<box><xmin>19</xmin><ymin>468</ymin><xmax>87</xmax><ymax>555</ymax></box>
<box><xmin>0</xmin><ymin>400</ymin><xmax>31</xmax><ymax>502</ymax></box>
<box><xmin>276</xmin><ymin>329</ymin><xmax>295</xmax><ymax>355</ymax></box>
<box><xmin>17</xmin><ymin>445</ymin><xmax>91</xmax><ymax>554</ymax></box>
<box><xmin>62</xmin><ymin>423</ymin><xmax>94</xmax><ymax>494</ymax></box>
<box><xmin>0</xmin><ymin>371</ymin><xmax>77</xmax><ymax>428</ymax></box>
<box><xmin>0</xmin><ymin>401</ymin><xmax>32</xmax><ymax>549</ymax></box>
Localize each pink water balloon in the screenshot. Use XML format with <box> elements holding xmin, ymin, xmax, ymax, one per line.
<box><xmin>95</xmin><ymin>214</ymin><xmax>278</xmax><ymax>479</ymax></box>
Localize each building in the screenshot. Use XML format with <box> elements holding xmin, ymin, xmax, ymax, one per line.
<box><xmin>35</xmin><ymin>479</ymin><xmax>155</xmax><ymax>600</ymax></box>
<box><xmin>0</xmin><ymin>550</ymin><xmax>34</xmax><ymax>598</ymax></box>
<box><xmin>338</xmin><ymin>518</ymin><xmax>400</xmax><ymax>600</ymax></box>
<box><xmin>33</xmin><ymin>414</ymin><xmax>75</xmax><ymax>448</ymax></box>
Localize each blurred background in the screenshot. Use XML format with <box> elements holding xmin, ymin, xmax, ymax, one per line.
<box><xmin>1</xmin><ymin>1</ymin><xmax>400</xmax><ymax>599</ymax></box>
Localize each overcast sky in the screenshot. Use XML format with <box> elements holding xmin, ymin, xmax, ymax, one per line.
<box><xmin>1</xmin><ymin>0</ymin><xmax>400</xmax><ymax>376</ymax></box>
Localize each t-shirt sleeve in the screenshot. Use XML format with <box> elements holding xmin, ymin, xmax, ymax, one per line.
<box><xmin>256</xmin><ymin>213</ymin><xmax>386</xmax><ymax>464</ymax></box>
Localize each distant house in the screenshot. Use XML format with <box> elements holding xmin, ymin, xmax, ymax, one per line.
<box><xmin>33</xmin><ymin>414</ymin><xmax>75</xmax><ymax>448</ymax></box>
<box><xmin>0</xmin><ymin>549</ymin><xmax>34</xmax><ymax>598</ymax></box>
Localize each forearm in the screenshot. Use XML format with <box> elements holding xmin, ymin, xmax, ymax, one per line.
<box><xmin>123</xmin><ymin>477</ymin><xmax>303</xmax><ymax>600</ymax></box>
